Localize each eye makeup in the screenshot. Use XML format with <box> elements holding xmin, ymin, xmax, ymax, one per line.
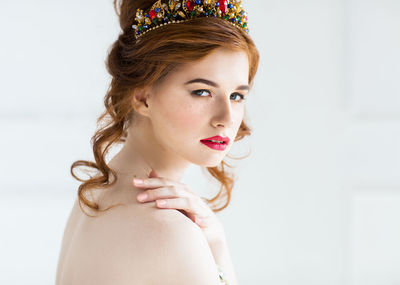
<box><xmin>191</xmin><ymin>89</ymin><xmax>246</xmax><ymax>102</ymax></box>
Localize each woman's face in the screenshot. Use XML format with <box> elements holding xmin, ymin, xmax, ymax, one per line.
<box><xmin>145</xmin><ymin>47</ymin><xmax>250</xmax><ymax>167</ymax></box>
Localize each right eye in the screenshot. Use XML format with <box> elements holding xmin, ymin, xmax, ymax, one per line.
<box><xmin>191</xmin><ymin>89</ymin><xmax>211</xmax><ymax>97</ymax></box>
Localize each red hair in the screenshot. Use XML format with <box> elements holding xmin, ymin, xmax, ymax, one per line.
<box><xmin>71</xmin><ymin>0</ymin><xmax>260</xmax><ymax>216</ymax></box>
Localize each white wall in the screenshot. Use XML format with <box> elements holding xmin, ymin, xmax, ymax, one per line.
<box><xmin>0</xmin><ymin>0</ymin><xmax>399</xmax><ymax>284</ymax></box>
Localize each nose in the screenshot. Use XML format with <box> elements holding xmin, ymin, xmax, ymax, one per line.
<box><xmin>211</xmin><ymin>96</ymin><xmax>234</xmax><ymax>128</ymax></box>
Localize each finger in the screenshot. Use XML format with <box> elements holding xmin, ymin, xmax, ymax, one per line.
<box><xmin>137</xmin><ymin>186</ymin><xmax>186</xmax><ymax>202</ymax></box>
<box><xmin>133</xmin><ymin>168</ymin><xmax>160</xmax><ymax>188</ymax></box>
<box><xmin>155</xmin><ymin>197</ymin><xmax>203</xmax><ymax>215</ymax></box>
<box><xmin>133</xmin><ymin>177</ymin><xmax>179</xmax><ymax>188</ymax></box>
<box><xmin>195</xmin><ymin>216</ymin><xmax>206</xmax><ymax>226</ymax></box>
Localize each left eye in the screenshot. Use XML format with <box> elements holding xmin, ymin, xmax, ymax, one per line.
<box><xmin>191</xmin><ymin>89</ymin><xmax>211</xmax><ymax>97</ymax></box>
<box><xmin>191</xmin><ymin>89</ymin><xmax>246</xmax><ymax>102</ymax></box>
<box><xmin>231</xmin><ymin>93</ymin><xmax>246</xmax><ymax>101</ymax></box>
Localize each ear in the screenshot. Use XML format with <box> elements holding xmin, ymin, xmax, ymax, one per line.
<box><xmin>131</xmin><ymin>87</ymin><xmax>151</xmax><ymax>117</ymax></box>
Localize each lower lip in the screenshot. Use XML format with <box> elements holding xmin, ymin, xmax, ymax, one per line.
<box><xmin>200</xmin><ymin>140</ymin><xmax>228</xmax><ymax>151</ymax></box>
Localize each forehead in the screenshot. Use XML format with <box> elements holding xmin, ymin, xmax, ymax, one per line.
<box><xmin>166</xmin><ymin>48</ymin><xmax>249</xmax><ymax>86</ymax></box>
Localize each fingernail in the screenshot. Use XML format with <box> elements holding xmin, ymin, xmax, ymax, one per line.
<box><xmin>133</xmin><ymin>178</ymin><xmax>144</xmax><ymax>185</ymax></box>
<box><xmin>137</xmin><ymin>193</ymin><xmax>148</xmax><ymax>201</ymax></box>
<box><xmin>157</xmin><ymin>200</ymin><xmax>166</xmax><ymax>206</ymax></box>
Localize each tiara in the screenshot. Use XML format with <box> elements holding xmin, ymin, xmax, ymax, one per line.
<box><xmin>132</xmin><ymin>0</ymin><xmax>249</xmax><ymax>39</ymax></box>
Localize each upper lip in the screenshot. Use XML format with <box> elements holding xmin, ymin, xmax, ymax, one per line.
<box><xmin>201</xmin><ymin>135</ymin><xmax>230</xmax><ymax>144</ymax></box>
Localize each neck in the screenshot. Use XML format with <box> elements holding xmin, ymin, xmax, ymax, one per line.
<box><xmin>107</xmin><ymin>121</ymin><xmax>190</xmax><ymax>183</ymax></box>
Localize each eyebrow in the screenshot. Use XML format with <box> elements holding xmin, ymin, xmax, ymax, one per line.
<box><xmin>184</xmin><ymin>78</ymin><xmax>250</xmax><ymax>91</ymax></box>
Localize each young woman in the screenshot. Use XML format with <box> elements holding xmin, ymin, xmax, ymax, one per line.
<box><xmin>56</xmin><ymin>0</ymin><xmax>259</xmax><ymax>284</ymax></box>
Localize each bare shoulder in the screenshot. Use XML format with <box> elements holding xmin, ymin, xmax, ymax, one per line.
<box><xmin>108</xmin><ymin>204</ymin><xmax>222</xmax><ymax>285</ymax></box>
<box><xmin>69</xmin><ymin>196</ymin><xmax>221</xmax><ymax>285</ymax></box>
<box><xmin>139</xmin><ymin>208</ymin><xmax>222</xmax><ymax>285</ymax></box>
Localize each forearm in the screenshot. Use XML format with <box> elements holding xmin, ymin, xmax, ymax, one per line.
<box><xmin>210</xmin><ymin>239</ymin><xmax>239</xmax><ymax>285</ymax></box>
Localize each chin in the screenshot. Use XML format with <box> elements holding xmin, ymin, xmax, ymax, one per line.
<box><xmin>195</xmin><ymin>156</ymin><xmax>226</xmax><ymax>168</ymax></box>
<box><xmin>186</xmin><ymin>143</ymin><xmax>229</xmax><ymax>167</ymax></box>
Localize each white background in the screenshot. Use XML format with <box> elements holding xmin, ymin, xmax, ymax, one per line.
<box><xmin>0</xmin><ymin>0</ymin><xmax>399</xmax><ymax>284</ymax></box>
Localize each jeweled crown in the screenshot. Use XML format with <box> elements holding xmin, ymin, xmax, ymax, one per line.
<box><xmin>132</xmin><ymin>0</ymin><xmax>249</xmax><ymax>39</ymax></box>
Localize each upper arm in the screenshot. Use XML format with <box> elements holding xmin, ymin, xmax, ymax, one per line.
<box><xmin>137</xmin><ymin>210</ymin><xmax>222</xmax><ymax>285</ymax></box>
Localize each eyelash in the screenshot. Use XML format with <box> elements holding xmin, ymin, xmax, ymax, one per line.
<box><xmin>191</xmin><ymin>89</ymin><xmax>246</xmax><ymax>102</ymax></box>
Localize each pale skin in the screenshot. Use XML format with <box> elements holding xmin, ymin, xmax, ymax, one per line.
<box><xmin>114</xmin><ymin>47</ymin><xmax>249</xmax><ymax>283</ymax></box>
<box><xmin>111</xmin><ymin>47</ymin><xmax>248</xmax><ymax>282</ymax></box>
<box><xmin>56</xmin><ymin>47</ymin><xmax>250</xmax><ymax>284</ymax></box>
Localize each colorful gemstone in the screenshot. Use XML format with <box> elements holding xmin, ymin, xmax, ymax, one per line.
<box><xmin>186</xmin><ymin>0</ymin><xmax>194</xmax><ymax>11</ymax></box>
<box><xmin>178</xmin><ymin>11</ymin><xmax>186</xmax><ymax>18</ymax></box>
<box><xmin>149</xmin><ymin>10</ymin><xmax>157</xmax><ymax>20</ymax></box>
<box><xmin>218</xmin><ymin>0</ymin><xmax>227</xmax><ymax>13</ymax></box>
<box><xmin>133</xmin><ymin>0</ymin><xmax>250</xmax><ymax>37</ymax></box>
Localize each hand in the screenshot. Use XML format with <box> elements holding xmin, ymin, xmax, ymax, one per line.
<box><xmin>133</xmin><ymin>169</ymin><xmax>227</xmax><ymax>249</ymax></box>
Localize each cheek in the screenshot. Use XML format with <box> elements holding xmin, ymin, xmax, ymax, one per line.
<box><xmin>232</xmin><ymin>104</ymin><xmax>245</xmax><ymax>123</ymax></box>
<box><xmin>153</xmin><ymin>97</ymin><xmax>205</xmax><ymax>136</ymax></box>
<box><xmin>238</xmin><ymin>107</ymin><xmax>245</xmax><ymax>123</ymax></box>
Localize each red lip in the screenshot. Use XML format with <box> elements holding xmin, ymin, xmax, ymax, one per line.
<box><xmin>200</xmin><ymin>140</ymin><xmax>228</xmax><ymax>151</ymax></box>
<box><xmin>200</xmin><ymin>135</ymin><xmax>230</xmax><ymax>151</ymax></box>
<box><xmin>200</xmin><ymin>135</ymin><xmax>230</xmax><ymax>144</ymax></box>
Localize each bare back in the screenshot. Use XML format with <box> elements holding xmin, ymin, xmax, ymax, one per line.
<box><xmin>55</xmin><ymin>182</ymin><xmax>220</xmax><ymax>284</ymax></box>
<box><xmin>55</xmin><ymin>181</ymin><xmax>180</xmax><ymax>284</ymax></box>
<box><xmin>55</xmin><ymin>191</ymin><xmax>154</xmax><ymax>284</ymax></box>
